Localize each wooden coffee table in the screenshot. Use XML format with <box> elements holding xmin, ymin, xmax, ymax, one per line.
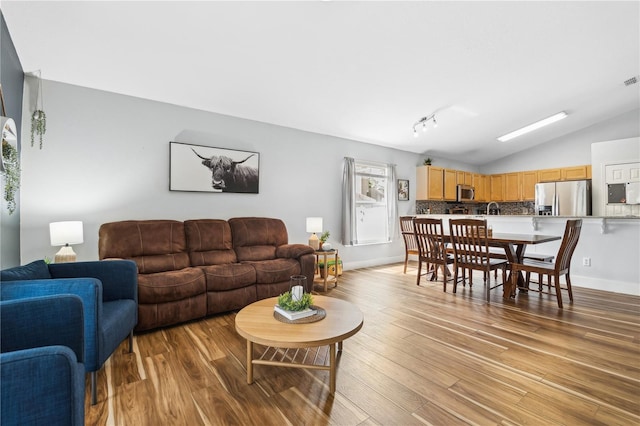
<box><xmin>235</xmin><ymin>295</ymin><xmax>363</xmax><ymax>394</ymax></box>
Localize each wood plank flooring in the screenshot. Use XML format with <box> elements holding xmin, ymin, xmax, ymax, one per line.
<box><xmin>85</xmin><ymin>262</ymin><xmax>640</xmax><ymax>425</ymax></box>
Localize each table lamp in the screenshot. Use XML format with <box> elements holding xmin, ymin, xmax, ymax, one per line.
<box><xmin>306</xmin><ymin>217</ymin><xmax>323</xmax><ymax>250</ymax></box>
<box><xmin>50</xmin><ymin>221</ymin><xmax>84</xmax><ymax>263</ymax></box>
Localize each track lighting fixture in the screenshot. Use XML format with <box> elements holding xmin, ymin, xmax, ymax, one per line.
<box><xmin>413</xmin><ymin>113</ymin><xmax>438</xmax><ymax>137</ymax></box>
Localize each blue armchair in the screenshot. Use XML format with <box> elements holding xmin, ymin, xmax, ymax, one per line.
<box><xmin>1</xmin><ymin>295</ymin><xmax>85</xmax><ymax>425</ymax></box>
<box><xmin>0</xmin><ymin>259</ymin><xmax>138</xmax><ymax>405</ymax></box>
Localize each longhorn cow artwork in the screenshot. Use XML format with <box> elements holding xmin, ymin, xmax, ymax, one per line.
<box><xmin>169</xmin><ymin>142</ymin><xmax>260</xmax><ymax>194</ymax></box>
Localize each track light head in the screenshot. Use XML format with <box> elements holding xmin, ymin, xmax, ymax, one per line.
<box><xmin>413</xmin><ymin>113</ymin><xmax>438</xmax><ymax>138</ymax></box>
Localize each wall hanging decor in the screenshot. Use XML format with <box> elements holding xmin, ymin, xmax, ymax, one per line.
<box><xmin>398</xmin><ymin>179</ymin><xmax>409</xmax><ymax>201</ymax></box>
<box><xmin>30</xmin><ymin>70</ymin><xmax>46</xmax><ymax>149</ymax></box>
<box><xmin>170</xmin><ymin>141</ymin><xmax>260</xmax><ymax>194</ymax></box>
<box><xmin>1</xmin><ymin>117</ymin><xmax>20</xmax><ymax>214</ymax></box>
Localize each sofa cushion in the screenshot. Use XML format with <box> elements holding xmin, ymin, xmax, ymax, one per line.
<box><xmin>200</xmin><ymin>264</ymin><xmax>256</xmax><ymax>291</ymax></box>
<box><xmin>99</xmin><ymin>220</ymin><xmax>190</xmax><ymax>273</ymax></box>
<box><xmin>137</xmin><ymin>267</ymin><xmax>205</xmax><ymax>305</ymax></box>
<box><xmin>0</xmin><ymin>260</ymin><xmax>52</xmax><ymax>281</ymax></box>
<box><xmin>184</xmin><ymin>220</ymin><xmax>237</xmax><ymax>266</ymax></box>
<box><xmin>249</xmin><ymin>258</ymin><xmax>301</xmax><ymax>284</ymax></box>
<box><xmin>228</xmin><ymin>217</ymin><xmax>289</xmax><ymax>261</ymax></box>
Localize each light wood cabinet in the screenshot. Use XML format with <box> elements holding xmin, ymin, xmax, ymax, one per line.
<box><xmin>457</xmin><ymin>170</ymin><xmax>472</xmax><ymax>186</ymax></box>
<box><xmin>522</xmin><ymin>170</ymin><xmax>537</xmax><ymax>201</ymax></box>
<box><xmin>444</xmin><ymin>169</ymin><xmax>457</xmax><ymax>200</ymax></box>
<box><xmin>472</xmin><ymin>174</ymin><xmax>485</xmax><ymax>202</ymax></box>
<box><xmin>504</xmin><ymin>172</ymin><xmax>521</xmax><ymax>201</ymax></box>
<box><xmin>416</xmin><ymin>166</ymin><xmax>444</xmax><ymax>200</ymax></box>
<box><xmin>562</xmin><ymin>165</ymin><xmax>590</xmax><ymax>181</ymax></box>
<box><xmin>538</xmin><ymin>168</ymin><xmax>562</xmax><ymax>182</ymax></box>
<box><xmin>416</xmin><ymin>164</ymin><xmax>590</xmax><ymax>203</ymax></box>
<box><xmin>490</xmin><ymin>174</ymin><xmax>504</xmax><ymax>201</ymax></box>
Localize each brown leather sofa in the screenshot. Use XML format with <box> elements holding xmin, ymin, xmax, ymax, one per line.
<box><xmin>98</xmin><ymin>217</ymin><xmax>315</xmax><ymax>331</ymax></box>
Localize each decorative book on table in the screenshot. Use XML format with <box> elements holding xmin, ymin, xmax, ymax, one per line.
<box><xmin>274</xmin><ymin>305</ymin><xmax>317</xmax><ymax>320</ymax></box>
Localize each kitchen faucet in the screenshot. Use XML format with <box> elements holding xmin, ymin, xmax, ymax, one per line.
<box><xmin>487</xmin><ymin>201</ymin><xmax>500</xmax><ymax>215</ymax></box>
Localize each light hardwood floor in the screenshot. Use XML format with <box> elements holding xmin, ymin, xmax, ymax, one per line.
<box><xmin>86</xmin><ymin>263</ymin><xmax>640</xmax><ymax>425</ymax></box>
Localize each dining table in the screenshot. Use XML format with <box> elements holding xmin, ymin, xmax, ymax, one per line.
<box><xmin>434</xmin><ymin>232</ymin><xmax>562</xmax><ymax>300</ymax></box>
<box><xmin>486</xmin><ymin>233</ymin><xmax>561</xmax><ymax>299</ymax></box>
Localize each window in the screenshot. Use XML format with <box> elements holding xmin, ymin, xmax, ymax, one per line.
<box><xmin>342</xmin><ymin>158</ymin><xmax>397</xmax><ymax>246</ymax></box>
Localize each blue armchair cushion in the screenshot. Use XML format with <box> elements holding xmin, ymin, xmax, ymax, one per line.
<box><xmin>1</xmin><ymin>260</ymin><xmax>138</xmax><ymax>373</ymax></box>
<box><xmin>0</xmin><ymin>259</ymin><xmax>52</xmax><ymax>281</ymax></box>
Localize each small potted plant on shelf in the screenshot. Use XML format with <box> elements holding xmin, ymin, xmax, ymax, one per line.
<box><xmin>319</xmin><ymin>230</ymin><xmax>330</xmax><ymax>250</ymax></box>
<box><xmin>423</xmin><ymin>158</ymin><xmax>432</xmax><ymax>166</ymax></box>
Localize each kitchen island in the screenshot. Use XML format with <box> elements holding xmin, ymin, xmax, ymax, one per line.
<box><xmin>414</xmin><ymin>214</ymin><xmax>640</xmax><ymax>296</ymax></box>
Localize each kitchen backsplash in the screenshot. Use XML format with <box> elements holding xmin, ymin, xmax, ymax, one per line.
<box><xmin>416</xmin><ymin>201</ymin><xmax>535</xmax><ymax>215</ymax></box>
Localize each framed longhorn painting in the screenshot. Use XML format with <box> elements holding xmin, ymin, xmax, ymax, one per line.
<box><xmin>170</xmin><ymin>141</ymin><xmax>260</xmax><ymax>193</ymax></box>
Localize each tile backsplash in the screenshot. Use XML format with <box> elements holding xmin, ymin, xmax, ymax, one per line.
<box><xmin>416</xmin><ymin>201</ymin><xmax>535</xmax><ymax>215</ymax></box>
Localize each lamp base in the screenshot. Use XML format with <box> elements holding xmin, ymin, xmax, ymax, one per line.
<box><xmin>308</xmin><ymin>233</ymin><xmax>319</xmax><ymax>250</ymax></box>
<box><xmin>54</xmin><ymin>245</ymin><xmax>77</xmax><ymax>263</ymax></box>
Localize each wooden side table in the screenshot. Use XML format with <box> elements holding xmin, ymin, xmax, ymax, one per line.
<box><xmin>314</xmin><ymin>249</ymin><xmax>338</xmax><ymax>292</ymax></box>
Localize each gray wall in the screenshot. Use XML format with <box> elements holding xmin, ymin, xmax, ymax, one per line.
<box><xmin>19</xmin><ymin>80</ymin><xmax>422</xmax><ymax>268</ymax></box>
<box><xmin>17</xmin><ymin>80</ymin><xmax>640</xmax><ymax>273</ymax></box>
<box><xmin>1</xmin><ymin>11</ymin><xmax>24</xmax><ymax>269</ymax></box>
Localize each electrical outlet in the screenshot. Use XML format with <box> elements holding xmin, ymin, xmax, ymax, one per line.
<box><xmin>583</xmin><ymin>257</ymin><xmax>591</xmax><ymax>267</ymax></box>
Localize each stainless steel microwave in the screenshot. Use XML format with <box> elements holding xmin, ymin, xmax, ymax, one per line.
<box><xmin>457</xmin><ymin>184</ymin><xmax>475</xmax><ymax>202</ymax></box>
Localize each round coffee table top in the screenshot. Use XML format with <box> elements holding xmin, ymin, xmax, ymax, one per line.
<box><xmin>235</xmin><ymin>295</ymin><xmax>363</xmax><ymax>348</ymax></box>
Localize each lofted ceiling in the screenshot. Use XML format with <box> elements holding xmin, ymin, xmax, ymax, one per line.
<box><xmin>2</xmin><ymin>1</ymin><xmax>639</xmax><ymax>165</ymax></box>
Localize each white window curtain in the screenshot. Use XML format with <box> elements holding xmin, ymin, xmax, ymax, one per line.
<box><xmin>341</xmin><ymin>157</ymin><xmax>357</xmax><ymax>246</ymax></box>
<box><xmin>342</xmin><ymin>157</ymin><xmax>398</xmax><ymax>246</ymax></box>
<box><xmin>388</xmin><ymin>163</ymin><xmax>399</xmax><ymax>240</ymax></box>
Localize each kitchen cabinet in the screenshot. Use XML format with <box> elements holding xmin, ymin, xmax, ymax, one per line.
<box><xmin>456</xmin><ymin>170</ymin><xmax>472</xmax><ymax>186</ymax></box>
<box><xmin>504</xmin><ymin>173</ymin><xmax>521</xmax><ymax>201</ymax></box>
<box><xmin>522</xmin><ymin>170</ymin><xmax>537</xmax><ymax>201</ymax></box>
<box><xmin>472</xmin><ymin>174</ymin><xmax>486</xmax><ymax>202</ymax></box>
<box><xmin>416</xmin><ymin>164</ymin><xmax>590</xmax><ymax>203</ymax></box>
<box><xmin>538</xmin><ymin>168</ymin><xmax>562</xmax><ymax>182</ymax></box>
<box><xmin>562</xmin><ymin>165</ymin><xmax>590</xmax><ymax>181</ymax></box>
<box><xmin>444</xmin><ymin>169</ymin><xmax>457</xmax><ymax>200</ymax></box>
<box><xmin>416</xmin><ymin>166</ymin><xmax>444</xmax><ymax>200</ymax></box>
<box><xmin>490</xmin><ymin>174</ymin><xmax>504</xmax><ymax>201</ymax></box>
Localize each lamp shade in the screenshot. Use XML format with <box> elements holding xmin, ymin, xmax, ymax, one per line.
<box><xmin>50</xmin><ymin>221</ymin><xmax>84</xmax><ymax>246</ymax></box>
<box><xmin>306</xmin><ymin>217</ymin><xmax>323</xmax><ymax>233</ymax></box>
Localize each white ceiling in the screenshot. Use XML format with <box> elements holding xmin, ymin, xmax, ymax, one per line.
<box><xmin>2</xmin><ymin>1</ymin><xmax>639</xmax><ymax>165</ymax></box>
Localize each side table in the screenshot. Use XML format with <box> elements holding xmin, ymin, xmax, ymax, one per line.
<box><xmin>314</xmin><ymin>249</ymin><xmax>338</xmax><ymax>292</ymax></box>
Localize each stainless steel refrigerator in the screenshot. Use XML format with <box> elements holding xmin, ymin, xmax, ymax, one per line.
<box><xmin>535</xmin><ymin>180</ymin><xmax>592</xmax><ymax>216</ymax></box>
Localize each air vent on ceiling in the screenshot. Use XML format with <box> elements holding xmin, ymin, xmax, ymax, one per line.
<box><xmin>623</xmin><ymin>76</ymin><xmax>638</xmax><ymax>86</ymax></box>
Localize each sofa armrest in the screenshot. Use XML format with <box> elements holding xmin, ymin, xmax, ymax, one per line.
<box><xmin>1</xmin><ymin>346</ymin><xmax>85</xmax><ymax>425</ymax></box>
<box><xmin>276</xmin><ymin>244</ymin><xmax>315</xmax><ymax>259</ymax></box>
<box><xmin>49</xmin><ymin>260</ymin><xmax>138</xmax><ymax>303</ymax></box>
<box><xmin>1</xmin><ymin>279</ymin><xmax>100</xmax><ymax>363</ymax></box>
<box><xmin>0</xmin><ymin>295</ymin><xmax>84</xmax><ymax>362</ymax></box>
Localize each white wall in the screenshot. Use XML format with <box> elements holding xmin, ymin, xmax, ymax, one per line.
<box><xmin>480</xmin><ymin>109</ymin><xmax>640</xmax><ymax>174</ymax></box>
<box><xmin>19</xmin><ymin>80</ymin><xmax>421</xmax><ymax>268</ymax></box>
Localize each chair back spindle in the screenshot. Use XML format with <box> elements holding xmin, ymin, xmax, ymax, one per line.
<box><xmin>399</xmin><ymin>216</ymin><xmax>419</xmax><ymax>274</ymax></box>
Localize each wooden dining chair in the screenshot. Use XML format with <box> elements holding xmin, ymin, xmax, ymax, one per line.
<box><xmin>510</xmin><ymin>219</ymin><xmax>582</xmax><ymax>308</ymax></box>
<box><xmin>414</xmin><ymin>218</ymin><xmax>456</xmax><ymax>291</ymax></box>
<box><xmin>449</xmin><ymin>218</ymin><xmax>508</xmax><ymax>302</ymax></box>
<box><xmin>399</xmin><ymin>216</ymin><xmax>419</xmax><ymax>274</ymax></box>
